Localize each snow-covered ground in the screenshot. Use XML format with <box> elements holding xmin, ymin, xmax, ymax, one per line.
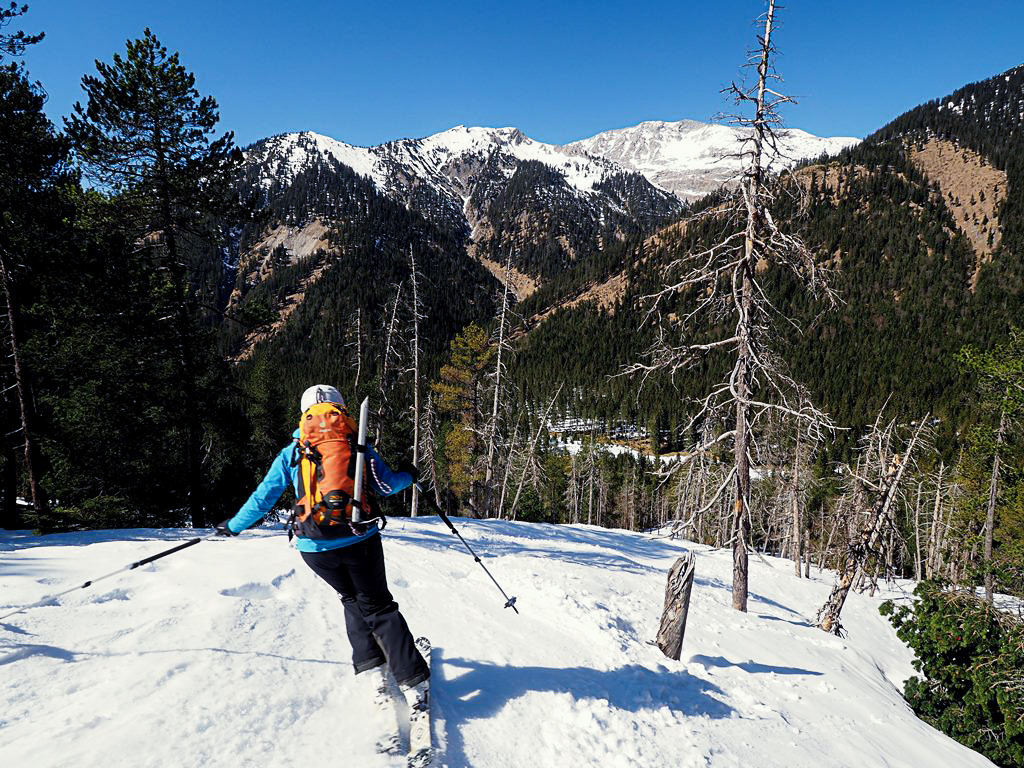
<box><xmin>557</xmin><ymin>436</ymin><xmax>682</xmax><ymax>465</ymax></box>
<box><xmin>0</xmin><ymin>520</ymin><xmax>993</xmax><ymax>767</ymax></box>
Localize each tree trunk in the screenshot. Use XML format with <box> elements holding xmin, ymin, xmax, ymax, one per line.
<box><xmin>483</xmin><ymin>251</ymin><xmax>511</xmax><ymax>518</ymax></box>
<box><xmin>984</xmin><ymin>406</ymin><xmax>1007</xmax><ymax>602</ymax></box>
<box><xmin>0</xmin><ymin>254</ymin><xmax>47</xmax><ymax>525</ymax></box>
<box><xmin>379</xmin><ymin>283</ymin><xmax>403</xmax><ymax>423</ymax></box>
<box><xmin>729</xmin><ymin>0</ymin><xmax>777</xmax><ymax>613</ymax></box>
<box><xmin>818</xmin><ymin>417</ymin><xmax>927</xmax><ymax>634</ymax></box>
<box><xmin>409</xmin><ymin>247</ymin><xmax>421</xmax><ymax>517</ymax></box>
<box><xmin>354</xmin><ymin>308</ymin><xmax>362</xmax><ymax>388</ymax></box>
<box><xmin>791</xmin><ymin>432</ymin><xmax>803</xmax><ymax>577</ymax></box>
<box><xmin>587</xmin><ymin>439</ymin><xmax>595</xmax><ymax>526</ymax></box>
<box><xmin>927</xmin><ymin>462</ymin><xmax>945</xmax><ymax>579</ymax></box>
<box><xmin>656</xmin><ymin>553</ymin><xmax>697</xmax><ymax>660</ymax></box>
<box><xmin>913</xmin><ymin>481</ymin><xmax>923</xmax><ymax>582</ymax></box>
<box><xmin>509</xmin><ymin>390</ymin><xmax>559</xmax><ymax>521</ymax></box>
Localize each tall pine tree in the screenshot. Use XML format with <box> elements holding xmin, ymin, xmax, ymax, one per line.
<box><xmin>66</xmin><ymin>29</ymin><xmax>241</xmax><ymax>526</ymax></box>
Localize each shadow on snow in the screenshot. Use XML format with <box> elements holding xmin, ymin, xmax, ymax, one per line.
<box><xmin>434</xmin><ymin>649</ymin><xmax>734</xmax><ymax>768</ymax></box>
<box><xmin>689</xmin><ymin>654</ymin><xmax>823</xmax><ymax>676</ymax></box>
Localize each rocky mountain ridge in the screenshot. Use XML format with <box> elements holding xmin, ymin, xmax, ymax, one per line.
<box><xmin>236</xmin><ymin>123</ymin><xmax>684</xmax><ymax>301</ymax></box>
<box><xmin>235</xmin><ymin>119</ymin><xmax>855</xmax><ymax>298</ymax></box>
<box><xmin>245</xmin><ymin>119</ymin><xmax>859</xmax><ymax>208</ymax></box>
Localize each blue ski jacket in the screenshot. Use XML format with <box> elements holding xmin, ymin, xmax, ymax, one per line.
<box><xmin>226</xmin><ymin>429</ymin><xmax>414</xmax><ymax>552</ymax></box>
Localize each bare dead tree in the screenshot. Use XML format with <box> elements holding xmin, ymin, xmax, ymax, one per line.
<box><xmin>620</xmin><ymin>460</ymin><xmax>640</xmax><ymax>531</ymax></box>
<box><xmin>349</xmin><ymin>307</ymin><xmax>363</xmax><ymax>389</ymax></box>
<box><xmin>496</xmin><ymin>412</ymin><xmax>523</xmax><ymax>519</ymax></box>
<box><xmin>625</xmin><ymin>0</ymin><xmax>837</xmax><ymax>611</ymax></box>
<box><xmin>509</xmin><ymin>387</ymin><xmax>561</xmax><ymax>521</ymax></box>
<box><xmin>595</xmin><ymin>466</ymin><xmax>609</xmax><ymax>528</ymax></box>
<box><xmin>419</xmin><ymin>391</ymin><xmax>443</xmax><ymax>508</ymax></box>
<box><xmin>984</xmin><ymin>404</ymin><xmax>1008</xmax><ymax>602</ymax></box>
<box><xmin>408</xmin><ymin>246</ymin><xmax>424</xmax><ymax>516</ymax></box>
<box><xmin>789</xmin><ymin>430</ymin><xmax>810</xmax><ymax>576</ymax></box>
<box><xmin>0</xmin><ymin>250</ymin><xmax>46</xmax><ymax>523</ymax></box>
<box><xmin>913</xmin><ymin>479</ymin><xmax>924</xmax><ymax>581</ymax></box>
<box><xmin>817</xmin><ymin>413</ymin><xmax>930</xmax><ymax>634</ymax></box>
<box><xmin>748</xmin><ymin>405</ymin><xmax>816</xmax><ymax>565</ymax></box>
<box><xmin>482</xmin><ymin>249</ymin><xmax>516</xmax><ymax>517</ymax></box>
<box><xmin>582</xmin><ymin>434</ymin><xmax>597</xmax><ymax>526</ymax></box>
<box><xmin>565</xmin><ymin>450</ymin><xmax>581</xmax><ymax>524</ymax></box>
<box><xmin>670</xmin><ymin>460</ymin><xmax>692</xmax><ymax>533</ymax></box>
<box><xmin>926</xmin><ymin>461</ymin><xmax>950</xmax><ymax>579</ymax></box>
<box><xmin>378</xmin><ymin>282</ymin><xmax>405</xmax><ymax>425</ymax></box>
<box><xmin>771</xmin><ymin>406</ymin><xmax>818</xmax><ymax>575</ymax></box>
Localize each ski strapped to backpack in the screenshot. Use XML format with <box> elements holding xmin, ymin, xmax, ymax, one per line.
<box><xmin>287</xmin><ymin>396</ymin><xmax>385</xmax><ymax>539</ymax></box>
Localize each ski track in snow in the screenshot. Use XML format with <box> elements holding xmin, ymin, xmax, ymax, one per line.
<box><xmin>0</xmin><ymin>521</ymin><xmax>995</xmax><ymax>768</ymax></box>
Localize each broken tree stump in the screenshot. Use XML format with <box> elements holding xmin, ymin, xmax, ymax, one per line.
<box><xmin>656</xmin><ymin>552</ymin><xmax>696</xmax><ymax>660</ymax></box>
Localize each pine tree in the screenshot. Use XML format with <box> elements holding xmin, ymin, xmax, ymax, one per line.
<box><xmin>0</xmin><ymin>2</ymin><xmax>42</xmax><ymax>58</ymax></box>
<box><xmin>65</xmin><ymin>29</ymin><xmax>241</xmax><ymax>526</ymax></box>
<box><xmin>957</xmin><ymin>329</ymin><xmax>1024</xmax><ymax>600</ymax></box>
<box><xmin>433</xmin><ymin>323</ymin><xmax>493</xmax><ymax>506</ymax></box>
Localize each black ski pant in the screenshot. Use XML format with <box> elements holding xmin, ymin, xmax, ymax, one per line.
<box><xmin>300</xmin><ymin>533</ymin><xmax>429</xmax><ymax>687</ymax></box>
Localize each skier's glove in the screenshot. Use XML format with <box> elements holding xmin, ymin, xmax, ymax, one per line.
<box><xmin>214</xmin><ymin>519</ymin><xmax>238</xmax><ymax>537</ymax></box>
<box><xmin>395</xmin><ymin>460</ymin><xmax>420</xmax><ymax>484</ymax></box>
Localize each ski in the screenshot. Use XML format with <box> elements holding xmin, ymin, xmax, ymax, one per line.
<box><xmin>406</xmin><ymin>637</ymin><xmax>433</xmax><ymax>768</ymax></box>
<box><xmin>371</xmin><ymin>666</ymin><xmax>404</xmax><ymax>757</ymax></box>
<box><xmin>351</xmin><ymin>395</ymin><xmax>370</xmax><ymax>524</ymax></box>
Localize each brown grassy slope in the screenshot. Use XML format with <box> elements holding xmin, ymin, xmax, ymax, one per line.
<box><xmin>477</xmin><ymin>254</ymin><xmax>540</xmax><ymax>300</ymax></box>
<box><xmin>907</xmin><ymin>138</ymin><xmax>1007</xmax><ymax>290</ymax></box>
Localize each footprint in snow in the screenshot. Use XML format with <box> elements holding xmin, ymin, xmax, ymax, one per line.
<box><xmin>91</xmin><ymin>588</ymin><xmax>130</xmax><ymax>603</ymax></box>
<box><xmin>220</xmin><ymin>582</ymin><xmax>276</xmax><ymax>600</ymax></box>
<box><xmin>271</xmin><ymin>569</ymin><xmax>296</xmax><ymax>590</ymax></box>
<box><xmin>221</xmin><ymin>570</ymin><xmax>296</xmax><ymax>600</ymax></box>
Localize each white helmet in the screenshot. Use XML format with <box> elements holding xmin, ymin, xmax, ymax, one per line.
<box><xmin>300</xmin><ymin>384</ymin><xmax>345</xmax><ymax>413</ymax></box>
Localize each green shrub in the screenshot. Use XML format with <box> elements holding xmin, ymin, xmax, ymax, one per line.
<box><xmin>51</xmin><ymin>496</ymin><xmax>146</xmax><ymax>530</ymax></box>
<box><xmin>881</xmin><ymin>582</ymin><xmax>1024</xmax><ymax>767</ymax></box>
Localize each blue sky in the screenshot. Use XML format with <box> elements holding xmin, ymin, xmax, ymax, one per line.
<box><xmin>15</xmin><ymin>1</ymin><xmax>1024</xmax><ymax>148</ymax></box>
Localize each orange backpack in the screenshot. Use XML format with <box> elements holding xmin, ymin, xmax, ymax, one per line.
<box><xmin>289</xmin><ymin>401</ymin><xmax>376</xmax><ymax>538</ymax></box>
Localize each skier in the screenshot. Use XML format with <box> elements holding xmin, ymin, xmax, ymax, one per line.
<box><xmin>215</xmin><ymin>384</ymin><xmax>429</xmax><ymax>698</ymax></box>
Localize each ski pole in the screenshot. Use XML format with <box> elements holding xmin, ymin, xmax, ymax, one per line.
<box><xmin>413</xmin><ymin>481</ymin><xmax>519</xmax><ymax>614</ymax></box>
<box><xmin>0</xmin><ymin>534</ymin><xmax>214</xmax><ymax>622</ymax></box>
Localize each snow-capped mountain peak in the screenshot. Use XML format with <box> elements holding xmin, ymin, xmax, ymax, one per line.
<box><xmin>246</xmin><ymin>124</ymin><xmax>629</xmax><ymax>206</ymax></box>
<box><xmin>236</xmin><ymin>119</ymin><xmax>856</xmax><ymax>295</ymax></box>
<box><xmin>244</xmin><ymin>119</ymin><xmax>859</xmax><ymax>207</ymax></box>
<box><xmin>564</xmin><ymin>119</ymin><xmax>860</xmax><ymax>199</ymax></box>
<box><xmin>245</xmin><ymin>130</ymin><xmax>382</xmax><ymax>190</ymax></box>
